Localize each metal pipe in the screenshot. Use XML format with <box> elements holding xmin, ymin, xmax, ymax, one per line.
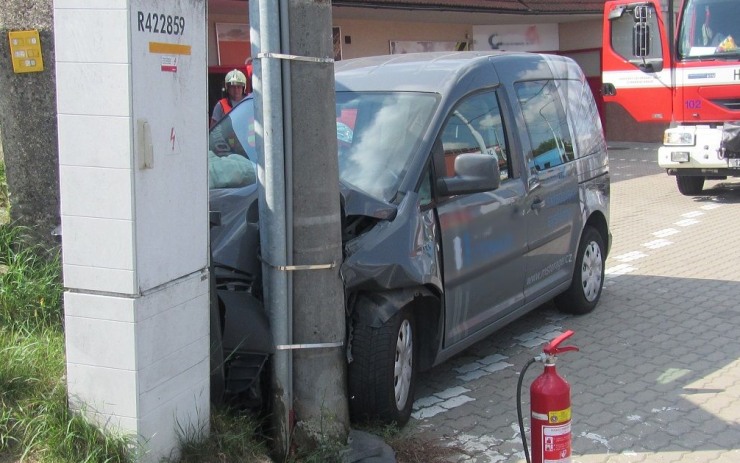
<box><xmin>250</xmin><ymin>0</ymin><xmax>291</xmax><ymax>455</ymax></box>
<box><xmin>278</xmin><ymin>0</ymin><xmax>295</xmax><ymax>431</ymax></box>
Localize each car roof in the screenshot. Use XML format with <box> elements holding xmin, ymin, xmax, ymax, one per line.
<box><xmin>334</xmin><ymin>51</ymin><xmax>530</xmax><ymax>93</ymax></box>
<box><xmin>334</xmin><ymin>51</ymin><xmax>584</xmax><ymax>95</ymax></box>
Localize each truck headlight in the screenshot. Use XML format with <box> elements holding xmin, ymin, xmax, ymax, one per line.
<box><xmin>663</xmin><ymin>129</ymin><xmax>695</xmax><ymax>146</ymax></box>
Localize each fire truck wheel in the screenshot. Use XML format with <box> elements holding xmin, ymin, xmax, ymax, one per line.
<box><xmin>349</xmin><ymin>306</ymin><xmax>416</xmax><ymax>425</ymax></box>
<box><xmin>555</xmin><ymin>226</ymin><xmax>605</xmax><ymax>315</ymax></box>
<box><xmin>676</xmin><ymin>176</ymin><xmax>704</xmax><ymax>196</ymax></box>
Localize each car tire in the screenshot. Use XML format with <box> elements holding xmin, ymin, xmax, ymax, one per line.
<box><xmin>676</xmin><ymin>176</ymin><xmax>704</xmax><ymax>196</ymax></box>
<box><xmin>349</xmin><ymin>307</ymin><xmax>416</xmax><ymax>425</ymax></box>
<box><xmin>555</xmin><ymin>226</ymin><xmax>605</xmax><ymax>315</ymax></box>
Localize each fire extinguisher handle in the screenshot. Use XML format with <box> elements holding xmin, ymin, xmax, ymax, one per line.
<box><xmin>543</xmin><ymin>330</ymin><xmax>579</xmax><ymax>355</ymax></box>
<box><xmin>552</xmin><ymin>345</ymin><xmax>579</xmax><ymax>355</ymax></box>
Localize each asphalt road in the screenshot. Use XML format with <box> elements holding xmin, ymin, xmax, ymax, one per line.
<box><xmin>407</xmin><ymin>142</ymin><xmax>740</xmax><ymax>463</ymax></box>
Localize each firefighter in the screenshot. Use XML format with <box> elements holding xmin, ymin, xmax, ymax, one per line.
<box><xmin>210</xmin><ymin>69</ymin><xmax>248</xmax><ymax>128</ymax></box>
<box><xmin>701</xmin><ymin>5</ymin><xmax>725</xmax><ymax>48</ymax></box>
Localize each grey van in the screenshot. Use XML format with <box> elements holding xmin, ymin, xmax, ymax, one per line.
<box><xmin>208</xmin><ymin>51</ymin><xmax>610</xmax><ymax>425</ymax></box>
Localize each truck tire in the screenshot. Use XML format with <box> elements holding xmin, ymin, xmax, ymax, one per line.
<box><xmin>555</xmin><ymin>226</ymin><xmax>605</xmax><ymax>315</ymax></box>
<box><xmin>676</xmin><ymin>176</ymin><xmax>704</xmax><ymax>196</ymax></box>
<box><xmin>349</xmin><ymin>307</ymin><xmax>416</xmax><ymax>425</ymax></box>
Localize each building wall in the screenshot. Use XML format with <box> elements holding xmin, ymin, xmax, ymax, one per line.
<box><xmin>206</xmin><ymin>9</ymin><xmax>651</xmax><ymax>142</ymax></box>
<box><xmin>208</xmin><ymin>12</ymin><xmax>251</xmax><ymax>66</ymax></box>
<box><xmin>331</xmin><ymin>19</ymin><xmax>469</xmax><ymax>59</ymax></box>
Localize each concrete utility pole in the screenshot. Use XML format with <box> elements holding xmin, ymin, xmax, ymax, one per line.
<box><xmin>251</xmin><ymin>0</ymin><xmax>349</xmax><ymax>458</ymax></box>
<box><xmin>0</xmin><ymin>0</ymin><xmax>60</xmax><ymax>247</ymax></box>
<box><xmin>285</xmin><ymin>0</ymin><xmax>349</xmax><ymax>451</ymax></box>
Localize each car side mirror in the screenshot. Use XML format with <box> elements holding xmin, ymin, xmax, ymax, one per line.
<box><xmin>436</xmin><ymin>153</ymin><xmax>501</xmax><ymax>196</ymax></box>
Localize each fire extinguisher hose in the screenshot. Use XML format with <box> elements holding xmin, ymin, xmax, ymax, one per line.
<box><xmin>517</xmin><ymin>357</ymin><xmax>537</xmax><ymax>463</ymax></box>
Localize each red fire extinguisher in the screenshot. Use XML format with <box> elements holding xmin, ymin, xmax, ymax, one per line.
<box><xmin>517</xmin><ymin>330</ymin><xmax>579</xmax><ymax>463</ymax></box>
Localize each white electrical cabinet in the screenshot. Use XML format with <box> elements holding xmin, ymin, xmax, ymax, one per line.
<box><xmin>55</xmin><ymin>1</ymin><xmax>210</xmax><ymax>460</ymax></box>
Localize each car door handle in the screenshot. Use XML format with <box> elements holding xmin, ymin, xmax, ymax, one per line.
<box><xmin>531</xmin><ymin>196</ymin><xmax>545</xmax><ymax>210</ymax></box>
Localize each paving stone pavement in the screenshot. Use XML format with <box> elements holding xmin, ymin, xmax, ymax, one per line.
<box><xmin>404</xmin><ymin>143</ymin><xmax>740</xmax><ymax>463</ymax></box>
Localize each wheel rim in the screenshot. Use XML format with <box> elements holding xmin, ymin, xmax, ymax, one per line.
<box><xmin>394</xmin><ymin>319</ymin><xmax>413</xmax><ymax>411</ymax></box>
<box><xmin>581</xmin><ymin>240</ymin><xmax>603</xmax><ymax>302</ymax></box>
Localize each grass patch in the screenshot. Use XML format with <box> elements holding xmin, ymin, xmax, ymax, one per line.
<box><xmin>174</xmin><ymin>406</ymin><xmax>270</xmax><ymax>463</ymax></box>
<box><xmin>0</xmin><ymin>223</ymin><xmax>63</xmax><ymax>331</ymax></box>
<box><xmin>0</xmin><ymin>222</ymin><xmax>134</xmax><ymax>462</ymax></box>
<box><xmin>0</xmin><ymin>160</ymin><xmax>9</xmax><ymax>224</ymax></box>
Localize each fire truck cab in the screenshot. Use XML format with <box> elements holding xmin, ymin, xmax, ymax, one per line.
<box><xmin>602</xmin><ymin>0</ymin><xmax>740</xmax><ymax>195</ymax></box>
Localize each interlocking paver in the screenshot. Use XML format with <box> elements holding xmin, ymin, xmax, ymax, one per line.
<box><xmin>408</xmin><ymin>143</ymin><xmax>740</xmax><ymax>462</ymax></box>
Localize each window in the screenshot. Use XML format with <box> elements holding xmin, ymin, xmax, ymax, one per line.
<box><xmin>438</xmin><ymin>91</ymin><xmax>510</xmax><ymax>181</ymax></box>
<box><xmin>515</xmin><ymin>80</ymin><xmax>573</xmax><ymax>171</ymax></box>
<box><xmin>561</xmin><ymin>79</ymin><xmax>606</xmax><ymax>159</ymax></box>
<box><xmin>609</xmin><ymin>4</ymin><xmax>663</xmax><ymax>62</ymax></box>
<box><xmin>679</xmin><ymin>0</ymin><xmax>740</xmax><ymax>58</ymax></box>
<box><xmin>336</xmin><ymin>91</ymin><xmax>438</xmax><ymax>202</ymax></box>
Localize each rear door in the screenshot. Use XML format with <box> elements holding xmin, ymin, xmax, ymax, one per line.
<box><xmin>513</xmin><ymin>80</ymin><xmax>581</xmax><ymax>302</ymax></box>
<box><xmin>435</xmin><ymin>90</ymin><xmax>528</xmax><ymax>347</ymax></box>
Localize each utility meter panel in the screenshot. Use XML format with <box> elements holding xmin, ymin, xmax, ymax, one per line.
<box><xmin>130</xmin><ymin>0</ymin><xmax>208</xmax><ymax>292</ymax></box>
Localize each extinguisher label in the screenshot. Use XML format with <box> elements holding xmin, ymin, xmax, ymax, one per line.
<box><xmin>548</xmin><ymin>407</ymin><xmax>571</xmax><ymax>424</ymax></box>
<box><xmin>542</xmin><ymin>422</ymin><xmax>571</xmax><ymax>463</ymax></box>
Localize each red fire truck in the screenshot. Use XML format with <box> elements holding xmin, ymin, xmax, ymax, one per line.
<box><xmin>602</xmin><ymin>0</ymin><xmax>740</xmax><ymax>195</ymax></box>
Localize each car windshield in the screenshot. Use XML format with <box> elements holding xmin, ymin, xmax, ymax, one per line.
<box><xmin>336</xmin><ymin>91</ymin><xmax>438</xmax><ymax>201</ymax></box>
<box><xmin>209</xmin><ymin>92</ymin><xmax>438</xmax><ymax>202</ymax></box>
<box><xmin>679</xmin><ymin>0</ymin><xmax>740</xmax><ymax>58</ymax></box>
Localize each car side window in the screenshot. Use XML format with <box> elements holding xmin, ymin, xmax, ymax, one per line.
<box><xmin>515</xmin><ymin>80</ymin><xmax>574</xmax><ymax>172</ymax></box>
<box><xmin>438</xmin><ymin>91</ymin><xmax>510</xmax><ymax>182</ymax></box>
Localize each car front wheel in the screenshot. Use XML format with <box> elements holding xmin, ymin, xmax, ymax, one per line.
<box><xmin>555</xmin><ymin>226</ymin><xmax>605</xmax><ymax>314</ymax></box>
<box><xmin>349</xmin><ymin>307</ymin><xmax>416</xmax><ymax>425</ymax></box>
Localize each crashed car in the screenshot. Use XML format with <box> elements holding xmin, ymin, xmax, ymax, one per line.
<box><xmin>208</xmin><ymin>51</ymin><xmax>610</xmax><ymax>425</ymax></box>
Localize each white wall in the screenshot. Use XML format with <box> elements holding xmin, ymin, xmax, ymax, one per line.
<box><xmin>559</xmin><ymin>19</ymin><xmax>602</xmax><ymax>50</ymax></box>
<box><xmin>331</xmin><ymin>18</ymin><xmax>470</xmax><ymax>59</ymax></box>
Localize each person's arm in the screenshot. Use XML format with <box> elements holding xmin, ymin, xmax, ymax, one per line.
<box><xmin>210</xmin><ymin>101</ymin><xmax>224</xmax><ymax>128</ymax></box>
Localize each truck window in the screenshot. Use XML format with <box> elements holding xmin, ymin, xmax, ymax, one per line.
<box><xmin>679</xmin><ymin>0</ymin><xmax>739</xmax><ymax>58</ymax></box>
<box><xmin>515</xmin><ymin>80</ymin><xmax>574</xmax><ymax>171</ymax></box>
<box><xmin>609</xmin><ymin>3</ymin><xmax>663</xmax><ymax>62</ymax></box>
<box><xmin>438</xmin><ymin>90</ymin><xmax>510</xmax><ymax>181</ymax></box>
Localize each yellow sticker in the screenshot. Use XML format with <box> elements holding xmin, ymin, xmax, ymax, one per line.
<box><xmin>548</xmin><ymin>407</ymin><xmax>571</xmax><ymax>424</ymax></box>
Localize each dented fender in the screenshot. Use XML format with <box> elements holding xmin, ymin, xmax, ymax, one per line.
<box><xmin>341</xmin><ymin>191</ymin><xmax>443</xmax><ymax>294</ymax></box>
<box><xmin>351</xmin><ymin>286</ymin><xmax>436</xmax><ymax>328</ymax></box>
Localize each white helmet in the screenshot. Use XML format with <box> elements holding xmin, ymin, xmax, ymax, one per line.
<box><xmin>225</xmin><ymin>69</ymin><xmax>247</xmax><ymax>87</ymax></box>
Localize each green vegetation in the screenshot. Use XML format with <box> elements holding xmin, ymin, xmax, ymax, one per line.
<box><xmin>174</xmin><ymin>407</ymin><xmax>269</xmax><ymax>463</ymax></box>
<box><xmin>0</xmin><ymin>160</ymin><xmax>9</xmax><ymax>224</ymax></box>
<box><xmin>0</xmin><ymin>221</ymin><xmax>134</xmax><ymax>462</ymax></box>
